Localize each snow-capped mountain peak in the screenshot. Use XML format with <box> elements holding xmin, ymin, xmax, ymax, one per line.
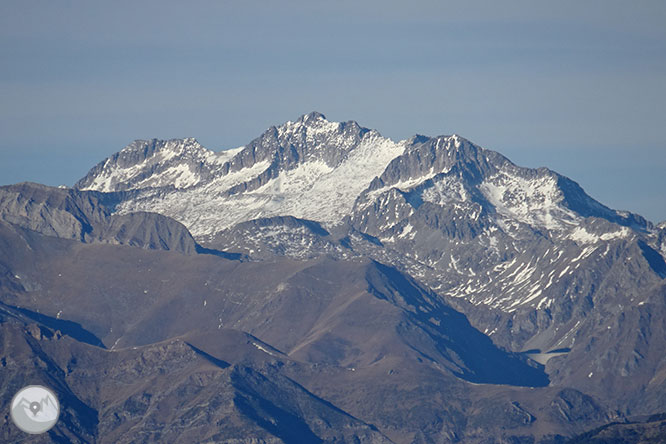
<box><xmin>75</xmin><ymin>113</ymin><xmax>648</xmax><ymax>247</ymax></box>
<box><xmin>76</xmin><ymin>138</ymin><xmax>239</xmax><ymax>192</ymax></box>
<box><xmin>76</xmin><ymin>113</ymin><xmax>406</xmax><ymax>235</ymax></box>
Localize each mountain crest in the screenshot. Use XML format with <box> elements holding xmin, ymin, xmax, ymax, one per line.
<box><xmin>299</xmin><ymin>110</ymin><xmax>327</xmax><ymax>122</ymax></box>
<box><xmin>75</xmin><ymin>138</ymin><xmax>229</xmax><ymax>192</ymax></box>
<box><xmin>74</xmin><ymin>112</ymin><xmax>649</xmax><ymax>240</ymax></box>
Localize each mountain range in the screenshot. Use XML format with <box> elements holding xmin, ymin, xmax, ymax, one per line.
<box><xmin>1</xmin><ymin>112</ymin><xmax>665</xmax><ymax>443</ymax></box>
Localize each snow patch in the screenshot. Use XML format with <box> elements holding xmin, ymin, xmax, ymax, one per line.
<box><xmin>480</xmin><ymin>171</ymin><xmax>579</xmax><ymax>230</ymax></box>
<box><xmin>569</xmin><ymin>226</ymin><xmax>630</xmax><ymax>244</ymax></box>
<box><xmin>252</xmin><ymin>342</ymin><xmax>277</xmax><ymax>357</ymax></box>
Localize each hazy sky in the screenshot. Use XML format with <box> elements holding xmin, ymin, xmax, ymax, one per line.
<box><xmin>1</xmin><ymin>1</ymin><xmax>665</xmax><ymax>222</ymax></box>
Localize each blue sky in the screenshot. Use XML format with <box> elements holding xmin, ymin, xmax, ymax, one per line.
<box><xmin>1</xmin><ymin>1</ymin><xmax>665</xmax><ymax>222</ymax></box>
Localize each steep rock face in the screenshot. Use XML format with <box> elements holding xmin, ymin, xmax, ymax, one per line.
<box><xmin>367</xmin><ymin>134</ymin><xmax>501</xmax><ymax>189</ymax></box>
<box><xmin>353</xmin><ymin>133</ymin><xmax>645</xmax><ymax>238</ymax></box>
<box><xmin>0</xmin><ymin>183</ymin><xmax>197</xmax><ymax>254</ymax></box>
<box><xmin>0</xmin><ymin>182</ymin><xmax>112</xmax><ymax>241</ymax></box>
<box><xmin>346</xmin><ymin>134</ymin><xmax>658</xmax><ymax>346</ymax></box>
<box><xmin>222</xmin><ymin>111</ymin><xmax>375</xmax><ymax>194</ymax></box>
<box><xmin>656</xmin><ymin>222</ymin><xmax>666</xmax><ymax>258</ymax></box>
<box><xmin>75</xmin><ymin>137</ymin><xmax>234</xmax><ymax>192</ymax></box>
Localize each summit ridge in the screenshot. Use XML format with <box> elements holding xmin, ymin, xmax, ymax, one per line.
<box><xmin>75</xmin><ymin>112</ymin><xmax>648</xmax><ymax>238</ymax></box>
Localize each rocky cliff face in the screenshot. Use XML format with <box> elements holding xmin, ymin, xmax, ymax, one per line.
<box><xmin>0</xmin><ymin>182</ymin><xmax>198</xmax><ymax>254</ymax></box>
<box><xmin>75</xmin><ymin>138</ymin><xmax>228</xmax><ymax>192</ymax></box>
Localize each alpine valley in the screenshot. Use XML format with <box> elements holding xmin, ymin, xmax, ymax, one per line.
<box><xmin>1</xmin><ymin>112</ymin><xmax>665</xmax><ymax>443</ymax></box>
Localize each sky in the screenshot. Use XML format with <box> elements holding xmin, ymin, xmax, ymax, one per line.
<box><xmin>1</xmin><ymin>1</ymin><xmax>665</xmax><ymax>222</ymax></box>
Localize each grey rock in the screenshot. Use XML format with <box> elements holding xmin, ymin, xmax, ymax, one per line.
<box><xmin>0</xmin><ymin>182</ymin><xmax>197</xmax><ymax>254</ymax></box>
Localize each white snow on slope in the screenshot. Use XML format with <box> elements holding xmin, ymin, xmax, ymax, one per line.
<box><xmin>278</xmin><ymin>114</ymin><xmax>342</xmax><ymax>141</ymax></box>
<box><xmin>420</xmin><ymin>175</ymin><xmax>470</xmax><ymax>206</ymax></box>
<box><xmin>115</xmin><ymin>159</ymin><xmax>272</xmax><ymax>237</ymax></box>
<box><xmin>248</xmin><ymin>133</ymin><xmax>406</xmax><ymax>225</ymax></box>
<box><xmin>82</xmin><ymin>139</ymin><xmax>243</xmax><ymax>192</ymax></box>
<box><xmin>480</xmin><ymin>171</ymin><xmax>579</xmax><ymax>231</ymax></box>
<box><xmin>111</xmin><ymin>128</ymin><xmax>405</xmax><ymax>236</ymax></box>
<box><xmin>569</xmin><ymin>226</ymin><xmax>630</xmax><ymax>244</ymax></box>
<box><xmin>252</xmin><ymin>342</ymin><xmax>278</xmax><ymax>357</ymax></box>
